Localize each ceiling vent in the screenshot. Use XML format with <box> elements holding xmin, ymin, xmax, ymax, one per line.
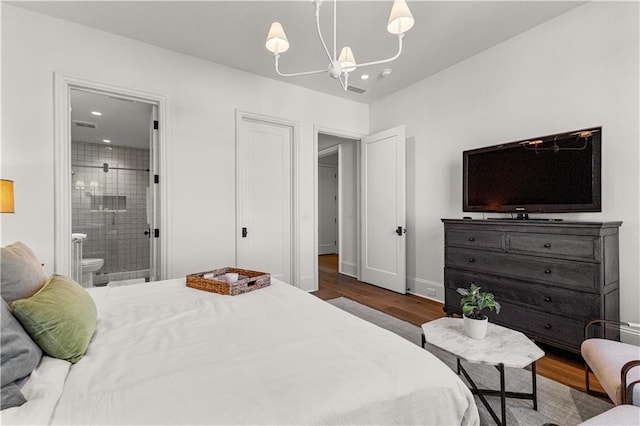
<box><xmin>73</xmin><ymin>120</ymin><xmax>98</xmax><ymax>129</ymax></box>
<box><xmin>347</xmin><ymin>85</ymin><xmax>368</xmax><ymax>94</ymax></box>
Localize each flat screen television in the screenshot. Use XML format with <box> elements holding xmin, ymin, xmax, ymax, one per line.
<box><xmin>463</xmin><ymin>127</ymin><xmax>601</xmax><ymax>215</ymax></box>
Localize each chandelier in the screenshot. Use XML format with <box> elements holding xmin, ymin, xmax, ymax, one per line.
<box><xmin>265</xmin><ymin>0</ymin><xmax>415</xmax><ymax>91</ymax></box>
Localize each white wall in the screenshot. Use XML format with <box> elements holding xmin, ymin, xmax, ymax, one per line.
<box><xmin>0</xmin><ymin>5</ymin><xmax>369</xmax><ymax>290</ymax></box>
<box><xmin>370</xmin><ymin>2</ymin><xmax>640</xmax><ymax>322</ymax></box>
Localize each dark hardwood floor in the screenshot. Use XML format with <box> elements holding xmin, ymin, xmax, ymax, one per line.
<box><xmin>312</xmin><ymin>254</ymin><xmax>607</xmax><ymax>397</ymax></box>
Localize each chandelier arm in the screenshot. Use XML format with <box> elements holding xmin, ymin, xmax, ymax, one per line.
<box><xmin>315</xmin><ymin>1</ymin><xmax>334</xmax><ymax>62</ymax></box>
<box><xmin>274</xmin><ymin>54</ymin><xmax>330</xmax><ymax>77</ymax></box>
<box><xmin>352</xmin><ymin>33</ymin><xmax>405</xmax><ymax>69</ymax></box>
<box><xmin>337</xmin><ymin>73</ymin><xmax>349</xmax><ymax>91</ymax></box>
<box><xmin>333</xmin><ymin>0</ymin><xmax>337</xmax><ymax>60</ymax></box>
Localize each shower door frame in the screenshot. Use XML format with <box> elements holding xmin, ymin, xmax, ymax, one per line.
<box><xmin>54</xmin><ymin>73</ymin><xmax>168</xmax><ymax>281</ymax></box>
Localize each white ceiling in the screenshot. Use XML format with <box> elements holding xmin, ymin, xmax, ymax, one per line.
<box><xmin>71</xmin><ymin>90</ymin><xmax>153</xmax><ymax>149</ymax></box>
<box><xmin>10</xmin><ymin>1</ymin><xmax>584</xmax><ymax>104</ymax></box>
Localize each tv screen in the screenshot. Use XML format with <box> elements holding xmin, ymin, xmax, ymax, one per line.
<box><xmin>463</xmin><ymin>127</ymin><xmax>601</xmax><ymax>214</ymax></box>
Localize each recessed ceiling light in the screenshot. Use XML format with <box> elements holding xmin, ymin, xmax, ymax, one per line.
<box><xmin>102</xmin><ymin>139</ymin><xmax>111</xmax><ymax>143</ymax></box>
<box><xmin>360</xmin><ymin>74</ymin><xmax>369</xmax><ymax>80</ymax></box>
<box><xmin>91</xmin><ymin>111</ymin><xmax>102</xmax><ymax>116</ymax></box>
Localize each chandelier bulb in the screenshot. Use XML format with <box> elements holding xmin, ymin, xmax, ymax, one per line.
<box><xmin>266</xmin><ymin>22</ymin><xmax>290</xmax><ymax>54</ymax></box>
<box><xmin>387</xmin><ymin>0</ymin><xmax>415</xmax><ymax>34</ymax></box>
<box><xmin>338</xmin><ymin>46</ymin><xmax>357</xmax><ymax>73</ymax></box>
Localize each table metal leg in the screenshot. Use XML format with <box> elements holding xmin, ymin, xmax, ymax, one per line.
<box><xmin>532</xmin><ymin>361</ymin><xmax>538</xmax><ymax>411</ymax></box>
<box><xmin>458</xmin><ymin>358</ymin><xmax>502</xmax><ymax>425</ymax></box>
<box><xmin>499</xmin><ymin>364</ymin><xmax>506</xmax><ymax>426</ymax></box>
<box><xmin>458</xmin><ymin>359</ymin><xmax>539</xmax><ymax>426</ymax></box>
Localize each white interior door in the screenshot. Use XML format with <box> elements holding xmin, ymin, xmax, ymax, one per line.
<box><xmin>360</xmin><ymin>125</ymin><xmax>406</xmax><ymax>293</ymax></box>
<box><xmin>318</xmin><ymin>164</ymin><xmax>338</xmax><ymax>255</ymax></box>
<box><xmin>237</xmin><ymin>116</ymin><xmax>292</xmax><ymax>284</ymax></box>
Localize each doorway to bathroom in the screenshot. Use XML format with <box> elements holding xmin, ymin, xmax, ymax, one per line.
<box><xmin>316</xmin><ymin>132</ymin><xmax>360</xmax><ymax>281</ymax></box>
<box><xmin>69</xmin><ymin>89</ymin><xmax>159</xmax><ymax>287</ymax></box>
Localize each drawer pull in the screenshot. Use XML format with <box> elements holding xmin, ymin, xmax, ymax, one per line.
<box><xmin>544</xmin><ymin>296</ymin><xmax>552</xmax><ymax>302</ymax></box>
<box><xmin>468</xmin><ymin>258</ymin><xmax>475</xmax><ymax>263</ymax></box>
<box><xmin>544</xmin><ymin>324</ymin><xmax>553</xmax><ymax>330</ymax></box>
<box><xmin>468</xmin><ymin>237</ymin><xmax>475</xmax><ymax>242</ymax></box>
<box><xmin>544</xmin><ymin>243</ymin><xmax>551</xmax><ymax>248</ymax></box>
<box><xmin>544</xmin><ymin>269</ymin><xmax>552</xmax><ymax>274</ymax></box>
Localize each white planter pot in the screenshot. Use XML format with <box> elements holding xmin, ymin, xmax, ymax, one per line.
<box><xmin>463</xmin><ymin>315</ymin><xmax>488</xmax><ymax>339</ymax></box>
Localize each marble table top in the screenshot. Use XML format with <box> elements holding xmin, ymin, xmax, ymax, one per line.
<box><xmin>421</xmin><ymin>318</ymin><xmax>545</xmax><ymax>369</ymax></box>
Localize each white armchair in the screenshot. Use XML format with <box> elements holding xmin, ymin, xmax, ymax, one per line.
<box><xmin>581</xmin><ymin>319</ymin><xmax>640</xmax><ymax>406</ymax></box>
<box><xmin>578</xmin><ymin>320</ymin><xmax>640</xmax><ymax>425</ymax></box>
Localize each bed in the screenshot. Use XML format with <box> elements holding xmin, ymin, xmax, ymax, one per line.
<box><xmin>1</xmin><ymin>246</ymin><xmax>478</xmax><ymax>425</ymax></box>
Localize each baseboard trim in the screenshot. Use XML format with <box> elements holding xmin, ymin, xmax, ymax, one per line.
<box><xmin>406</xmin><ymin>290</ymin><xmax>442</xmax><ymax>304</ymax></box>
<box><xmin>407</xmin><ymin>276</ymin><xmax>444</xmax><ymax>303</ymax></box>
<box><xmin>621</xmin><ymin>326</ymin><xmax>640</xmax><ymax>345</ymax></box>
<box><xmin>340</xmin><ymin>261</ymin><xmax>357</xmax><ymax>277</ymax></box>
<box><xmin>299</xmin><ymin>274</ymin><xmax>315</xmax><ymax>292</ymax></box>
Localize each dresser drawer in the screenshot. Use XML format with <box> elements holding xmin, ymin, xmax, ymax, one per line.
<box><xmin>495</xmin><ymin>302</ymin><xmax>586</xmax><ymax>352</ymax></box>
<box><xmin>445</xmin><ymin>247</ymin><xmax>599</xmax><ymax>291</ymax></box>
<box><xmin>509</xmin><ymin>233</ymin><xmax>598</xmax><ymax>261</ymax></box>
<box><xmin>445</xmin><ymin>229</ymin><xmax>505</xmax><ymax>251</ymax></box>
<box><xmin>443</xmin><ymin>289</ymin><xmax>586</xmax><ymax>352</ymax></box>
<box><xmin>444</xmin><ymin>269</ymin><xmax>600</xmax><ymax>320</ymax></box>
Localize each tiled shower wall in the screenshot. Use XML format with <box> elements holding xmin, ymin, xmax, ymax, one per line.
<box><xmin>71</xmin><ymin>141</ymin><xmax>150</xmax><ymax>283</ymax></box>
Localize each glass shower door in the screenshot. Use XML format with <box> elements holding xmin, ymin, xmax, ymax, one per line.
<box><xmin>71</xmin><ymin>143</ymin><xmax>152</xmax><ymax>286</ymax></box>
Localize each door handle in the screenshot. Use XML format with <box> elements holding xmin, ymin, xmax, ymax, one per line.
<box><xmin>395</xmin><ymin>226</ymin><xmax>403</xmax><ymax>236</ymax></box>
<box><xmin>242</xmin><ymin>227</ymin><xmax>248</xmax><ymax>238</ymax></box>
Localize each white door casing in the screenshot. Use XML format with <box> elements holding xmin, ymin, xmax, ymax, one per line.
<box><xmin>149</xmin><ymin>104</ymin><xmax>160</xmax><ymax>282</ymax></box>
<box><xmin>360</xmin><ymin>125</ymin><xmax>406</xmax><ymax>293</ymax></box>
<box><xmin>236</xmin><ymin>113</ymin><xmax>293</xmax><ymax>284</ymax></box>
<box><xmin>318</xmin><ymin>163</ymin><xmax>338</xmax><ymax>255</ymax></box>
<box><xmin>53</xmin><ymin>73</ymin><xmax>168</xmax><ymax>280</ymax></box>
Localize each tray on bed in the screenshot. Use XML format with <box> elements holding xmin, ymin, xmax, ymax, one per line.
<box><xmin>186</xmin><ymin>267</ymin><xmax>270</xmax><ymax>295</ymax></box>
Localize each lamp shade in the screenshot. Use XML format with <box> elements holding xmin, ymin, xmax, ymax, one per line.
<box><xmin>265</xmin><ymin>22</ymin><xmax>290</xmax><ymax>54</ymax></box>
<box><xmin>387</xmin><ymin>0</ymin><xmax>414</xmax><ymax>34</ymax></box>
<box><xmin>0</xmin><ymin>179</ymin><xmax>15</xmax><ymax>213</ymax></box>
<box><xmin>338</xmin><ymin>46</ymin><xmax>357</xmax><ymax>72</ymax></box>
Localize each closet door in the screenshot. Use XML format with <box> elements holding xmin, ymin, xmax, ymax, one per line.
<box><xmin>318</xmin><ymin>163</ymin><xmax>338</xmax><ymax>255</ymax></box>
<box><xmin>236</xmin><ymin>114</ymin><xmax>292</xmax><ymax>284</ymax></box>
<box><xmin>360</xmin><ymin>125</ymin><xmax>406</xmax><ymax>293</ymax></box>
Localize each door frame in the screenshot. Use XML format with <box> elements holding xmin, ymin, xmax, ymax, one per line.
<box><xmin>235</xmin><ymin>110</ymin><xmax>299</xmax><ymax>287</ymax></box>
<box><xmin>313</xmin><ymin>126</ymin><xmax>365</xmax><ymax>291</ymax></box>
<box><xmin>53</xmin><ymin>73</ymin><xmax>168</xmax><ymax>279</ymax></box>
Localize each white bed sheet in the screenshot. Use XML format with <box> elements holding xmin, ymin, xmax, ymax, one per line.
<box><xmin>11</xmin><ymin>278</ymin><xmax>479</xmax><ymax>425</ymax></box>
<box><xmin>1</xmin><ymin>357</ymin><xmax>71</xmax><ymax>425</ymax></box>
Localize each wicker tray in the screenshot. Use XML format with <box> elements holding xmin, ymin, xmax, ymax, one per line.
<box><xmin>186</xmin><ymin>267</ymin><xmax>270</xmax><ymax>296</ymax></box>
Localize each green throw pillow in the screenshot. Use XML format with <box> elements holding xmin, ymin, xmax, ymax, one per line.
<box><xmin>11</xmin><ymin>275</ymin><xmax>97</xmax><ymax>363</ymax></box>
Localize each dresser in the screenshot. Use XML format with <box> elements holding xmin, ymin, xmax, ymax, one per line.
<box><xmin>442</xmin><ymin>219</ymin><xmax>622</xmax><ymax>353</ymax></box>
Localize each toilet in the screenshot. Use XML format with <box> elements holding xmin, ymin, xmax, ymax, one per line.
<box><xmin>81</xmin><ymin>258</ymin><xmax>104</xmax><ymax>288</ymax></box>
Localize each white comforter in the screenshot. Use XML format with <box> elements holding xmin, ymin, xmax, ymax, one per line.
<box><xmin>6</xmin><ymin>278</ymin><xmax>479</xmax><ymax>425</ymax></box>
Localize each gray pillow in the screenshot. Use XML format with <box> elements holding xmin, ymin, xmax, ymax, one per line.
<box><xmin>1</xmin><ymin>242</ymin><xmax>48</xmax><ymax>304</ymax></box>
<box><xmin>1</xmin><ymin>383</ymin><xmax>26</xmax><ymax>410</ymax></box>
<box><xmin>1</xmin><ymin>300</ymin><xmax>42</xmax><ymax>409</ymax></box>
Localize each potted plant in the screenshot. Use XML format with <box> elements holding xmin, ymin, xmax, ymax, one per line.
<box><xmin>456</xmin><ymin>283</ymin><xmax>501</xmax><ymax>339</ymax></box>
